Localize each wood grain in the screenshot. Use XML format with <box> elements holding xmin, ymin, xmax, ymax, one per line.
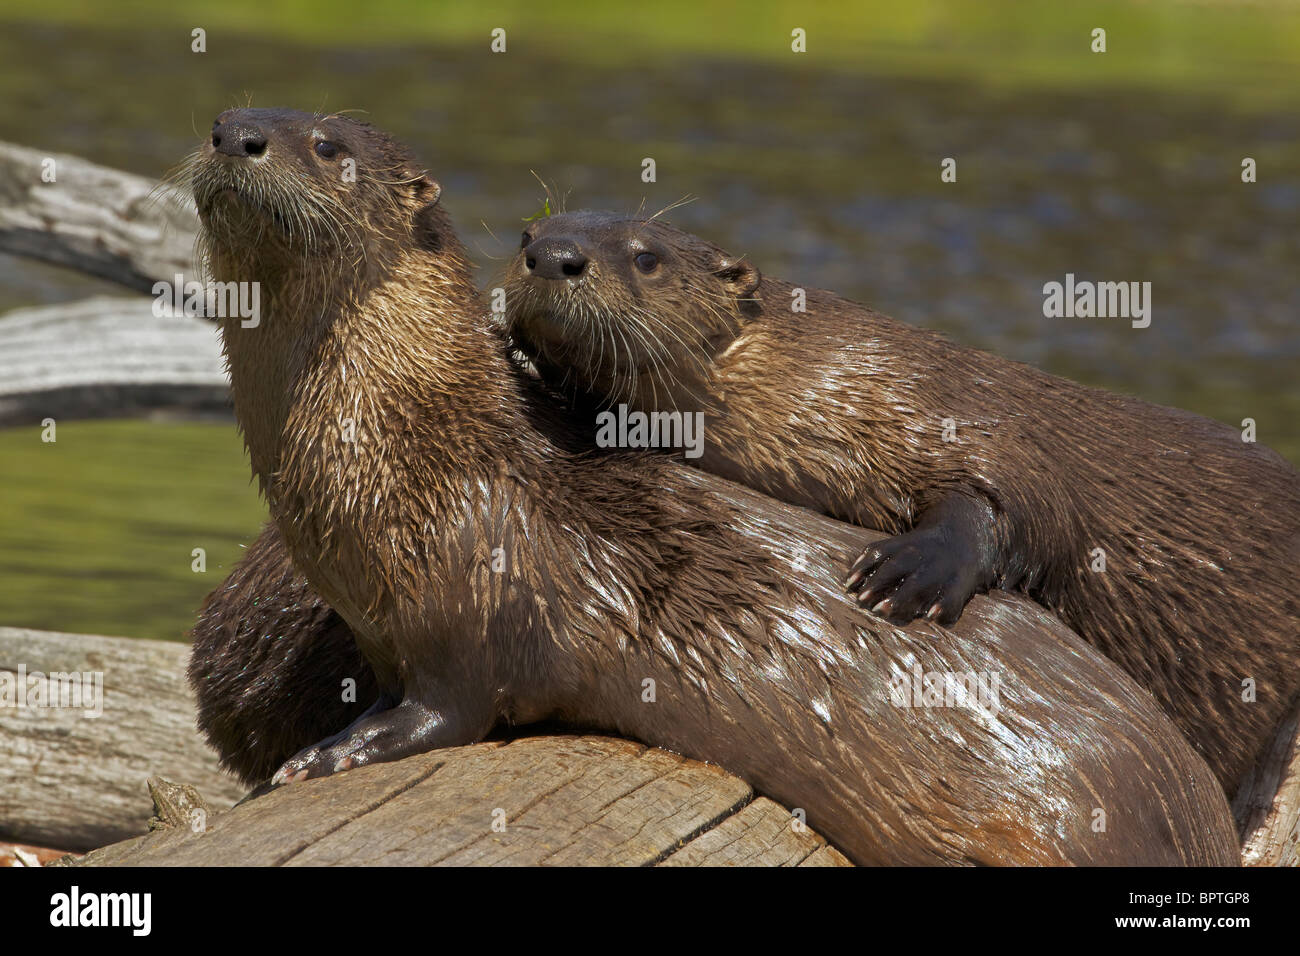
<box><xmin>0</xmin><ymin>140</ymin><xmax>196</xmax><ymax>293</ymax></box>
<box><xmin>0</xmin><ymin>295</ymin><xmax>229</xmax><ymax>427</ymax></box>
<box><xmin>1235</xmin><ymin>697</ymin><xmax>1300</xmax><ymax>866</ymax></box>
<box><xmin>0</xmin><ymin>627</ymin><xmax>244</xmax><ymax>851</ymax></box>
<box><xmin>54</xmin><ymin>736</ymin><xmax>850</xmax><ymax>867</ymax></box>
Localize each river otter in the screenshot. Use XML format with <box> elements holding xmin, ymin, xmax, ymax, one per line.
<box><xmin>503</xmin><ymin>210</ymin><xmax>1300</xmax><ymax>792</ymax></box>
<box><xmin>183</xmin><ymin>108</ymin><xmax>1238</xmax><ymax>864</ymax></box>
<box><xmin>189</xmin><ymin>521</ymin><xmax>379</xmax><ymax>786</ymax></box>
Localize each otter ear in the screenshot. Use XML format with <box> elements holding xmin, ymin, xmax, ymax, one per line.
<box><xmin>713</xmin><ymin>255</ymin><xmax>761</xmax><ymax>299</ymax></box>
<box><xmin>412</xmin><ymin>177</ymin><xmax>447</xmax><ymax>252</ymax></box>
<box><xmin>414</xmin><ymin>175</ymin><xmax>442</xmax><ymax>205</ymax></box>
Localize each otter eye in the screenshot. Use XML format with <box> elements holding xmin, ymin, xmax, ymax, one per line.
<box><xmin>634</xmin><ymin>252</ymin><xmax>658</xmax><ymax>273</ymax></box>
<box><xmin>315</xmin><ymin>141</ymin><xmax>339</xmax><ymax>159</ymax></box>
<box><xmin>521</xmin><ymin>231</ymin><xmax>532</xmax><ymax>249</ymax></box>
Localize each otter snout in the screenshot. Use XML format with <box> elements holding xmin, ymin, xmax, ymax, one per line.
<box><xmin>524</xmin><ymin>237</ymin><xmax>588</xmax><ymax>280</ymax></box>
<box><xmin>211</xmin><ymin>117</ymin><xmax>269</xmax><ymax>158</ymax></box>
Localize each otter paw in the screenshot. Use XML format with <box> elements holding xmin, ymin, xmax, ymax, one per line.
<box><xmin>270</xmin><ymin>697</ymin><xmax>449</xmax><ymax>787</ymax></box>
<box><xmin>844</xmin><ymin>528</ymin><xmax>976</xmax><ymax>626</ymax></box>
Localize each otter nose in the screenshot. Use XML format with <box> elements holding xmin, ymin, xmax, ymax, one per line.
<box><xmin>525</xmin><ymin>238</ymin><xmax>588</xmax><ymax>280</ymax></box>
<box><xmin>211</xmin><ymin>119</ymin><xmax>269</xmax><ymax>158</ymax></box>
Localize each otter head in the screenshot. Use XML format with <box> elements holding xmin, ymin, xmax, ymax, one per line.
<box><xmin>189</xmin><ymin>107</ymin><xmax>447</xmax><ymax>290</ymax></box>
<box><xmin>505</xmin><ymin>211</ymin><xmax>761</xmax><ymax>411</ymax></box>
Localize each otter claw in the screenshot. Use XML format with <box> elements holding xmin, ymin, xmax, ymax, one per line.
<box><xmin>846</xmin><ymin>527</ymin><xmax>981</xmax><ymax>627</ymax></box>
<box><xmin>272</xmin><ymin>765</ymin><xmax>311</xmax><ymax>787</ymax></box>
<box><xmin>269</xmin><ymin>695</ymin><xmax>485</xmax><ymax>788</ymax></box>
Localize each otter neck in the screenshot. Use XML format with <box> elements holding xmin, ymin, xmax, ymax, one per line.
<box><xmin>217</xmin><ymin>232</ymin><xmax>525</xmax><ymax>684</ymax></box>
<box><xmin>213</xmin><ymin>252</ymin><xmax>337</xmax><ymax>484</ymax></box>
<box><xmin>214</xmin><ymin>239</ymin><xmax>496</xmax><ymax>493</ymax></box>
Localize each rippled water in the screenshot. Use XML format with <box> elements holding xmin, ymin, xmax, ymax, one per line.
<box><xmin>0</xmin><ymin>20</ymin><xmax>1296</xmax><ymax>639</ymax></box>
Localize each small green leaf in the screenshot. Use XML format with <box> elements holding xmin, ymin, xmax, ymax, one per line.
<box><xmin>522</xmin><ymin>197</ymin><xmax>552</xmax><ymax>222</ymax></box>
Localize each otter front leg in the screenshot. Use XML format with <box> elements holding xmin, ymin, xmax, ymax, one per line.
<box><xmin>844</xmin><ymin>491</ymin><xmax>1000</xmax><ymax>626</ymax></box>
<box><xmin>270</xmin><ymin>693</ymin><xmax>492</xmax><ymax>786</ymax></box>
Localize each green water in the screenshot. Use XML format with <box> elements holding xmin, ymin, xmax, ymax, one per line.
<box><xmin>0</xmin><ymin>421</ymin><xmax>266</xmax><ymax>640</ymax></box>
<box><xmin>0</xmin><ymin>1</ymin><xmax>1296</xmax><ymax>640</ymax></box>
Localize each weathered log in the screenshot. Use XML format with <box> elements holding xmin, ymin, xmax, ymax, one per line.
<box><xmin>1</xmin><ymin>625</ymin><xmax>849</xmax><ymax>866</ymax></box>
<box><xmin>0</xmin><ymin>296</ymin><xmax>229</xmax><ymax>427</ymax></box>
<box><xmin>0</xmin><ymin>141</ymin><xmax>224</xmax><ymax>426</ymax></box>
<box><xmin>1234</xmin><ymin>697</ymin><xmax>1300</xmax><ymax>866</ymax></box>
<box><xmin>0</xmin><ymin>627</ymin><xmax>245</xmax><ymax>851</ymax></box>
<box><xmin>4</xmin><ymin>625</ymin><xmax>1295</xmax><ymax>865</ymax></box>
<box><xmin>0</xmin><ymin>140</ymin><xmax>196</xmax><ymax>294</ymax></box>
<box><xmin>54</xmin><ymin>736</ymin><xmax>850</xmax><ymax>867</ymax></box>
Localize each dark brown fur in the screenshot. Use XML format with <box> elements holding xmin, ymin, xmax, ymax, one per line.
<box><xmin>189</xmin><ymin>521</ymin><xmax>379</xmax><ymax>786</ymax></box>
<box><xmin>184</xmin><ymin>110</ymin><xmax>1238</xmax><ymax>864</ymax></box>
<box><xmin>505</xmin><ymin>211</ymin><xmax>1300</xmax><ymax>792</ymax></box>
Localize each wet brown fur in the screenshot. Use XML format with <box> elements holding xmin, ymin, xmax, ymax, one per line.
<box><xmin>189</xmin><ymin>521</ymin><xmax>379</xmax><ymax>785</ymax></box>
<box><xmin>505</xmin><ymin>211</ymin><xmax>1300</xmax><ymax>792</ymax></box>
<box><xmin>185</xmin><ymin>111</ymin><xmax>1238</xmax><ymax>864</ymax></box>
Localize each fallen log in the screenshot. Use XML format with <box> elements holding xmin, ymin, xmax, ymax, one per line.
<box><xmin>54</xmin><ymin>736</ymin><xmax>850</xmax><ymax>867</ymax></box>
<box><xmin>1233</xmin><ymin>698</ymin><xmax>1300</xmax><ymax>866</ymax></box>
<box><xmin>0</xmin><ymin>140</ymin><xmax>196</xmax><ymax>294</ymax></box>
<box><xmin>0</xmin><ymin>295</ymin><xmax>228</xmax><ymax>427</ymax></box>
<box><xmin>6</xmin><ymin>618</ymin><xmax>1295</xmax><ymax>865</ymax></box>
<box><xmin>0</xmin><ymin>626</ymin><xmax>849</xmax><ymax>866</ymax></box>
<box><xmin>0</xmin><ymin>627</ymin><xmax>245</xmax><ymax>851</ymax></box>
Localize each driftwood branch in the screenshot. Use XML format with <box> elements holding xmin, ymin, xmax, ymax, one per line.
<box><xmin>0</xmin><ymin>140</ymin><xmax>197</xmax><ymax>293</ymax></box>
<box><xmin>0</xmin><ymin>139</ymin><xmax>222</xmax><ymax>427</ymax></box>
<box><xmin>55</xmin><ymin>736</ymin><xmax>850</xmax><ymax>867</ymax></box>
<box><xmin>0</xmin><ymin>296</ymin><xmax>228</xmax><ymax>427</ymax></box>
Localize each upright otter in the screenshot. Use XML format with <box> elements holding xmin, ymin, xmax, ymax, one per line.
<box><xmin>184</xmin><ymin>108</ymin><xmax>1238</xmax><ymax>864</ymax></box>
<box><xmin>504</xmin><ymin>211</ymin><xmax>1300</xmax><ymax>791</ymax></box>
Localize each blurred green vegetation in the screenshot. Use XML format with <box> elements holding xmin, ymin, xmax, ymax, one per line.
<box><xmin>0</xmin><ymin>421</ymin><xmax>266</xmax><ymax>640</ymax></box>
<box><xmin>5</xmin><ymin>0</ymin><xmax>1300</xmax><ymax>105</ymax></box>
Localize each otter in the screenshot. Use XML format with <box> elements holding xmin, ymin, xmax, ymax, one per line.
<box><xmin>189</xmin><ymin>521</ymin><xmax>379</xmax><ymax>786</ymax></box>
<box><xmin>503</xmin><ymin>210</ymin><xmax>1300</xmax><ymax>792</ymax></box>
<box><xmin>184</xmin><ymin>108</ymin><xmax>1238</xmax><ymax>864</ymax></box>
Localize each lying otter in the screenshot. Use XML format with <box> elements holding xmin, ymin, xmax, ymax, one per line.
<box><xmin>184</xmin><ymin>109</ymin><xmax>1237</xmax><ymax>864</ymax></box>
<box><xmin>502</xmin><ymin>211</ymin><xmax>1300</xmax><ymax>792</ymax></box>
<box><xmin>190</xmin><ymin>526</ymin><xmax>378</xmax><ymax>786</ymax></box>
